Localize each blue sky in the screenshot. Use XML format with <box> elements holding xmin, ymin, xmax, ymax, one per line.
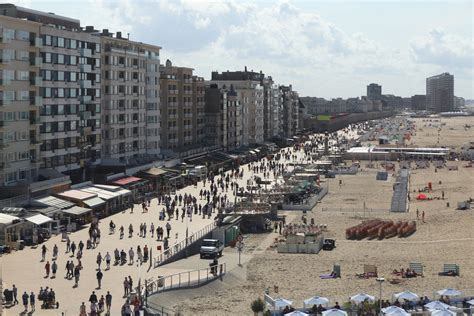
<box><xmin>13</xmin><ymin>0</ymin><xmax>473</xmax><ymax>99</ymax></box>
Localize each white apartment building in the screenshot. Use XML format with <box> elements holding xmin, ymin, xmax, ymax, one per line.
<box><xmin>100</xmin><ymin>32</ymin><xmax>160</xmax><ymax>165</ymax></box>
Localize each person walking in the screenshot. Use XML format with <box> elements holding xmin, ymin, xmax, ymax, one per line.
<box><xmin>96</xmin><ymin>269</ymin><xmax>103</xmax><ymax>289</ymax></box>
<box><xmin>41</xmin><ymin>244</ymin><xmax>48</xmax><ymax>261</ymax></box>
<box><xmin>137</xmin><ymin>246</ymin><xmax>142</xmax><ymax>264</ymax></box>
<box><xmin>51</xmin><ymin>260</ymin><xmax>57</xmax><ymax>278</ymax></box>
<box><xmin>123</xmin><ymin>277</ymin><xmax>129</xmax><ymax>297</ymax></box>
<box><xmin>128</xmin><ymin>276</ymin><xmax>133</xmax><ymax>295</ymax></box>
<box><xmin>71</xmin><ymin>241</ymin><xmax>76</xmax><ymax>256</ymax></box>
<box><xmin>79</xmin><ymin>240</ymin><xmax>84</xmax><ymax>253</ymax></box>
<box><xmin>105</xmin><ymin>251</ymin><xmax>111</xmax><ymax>270</ymax></box>
<box><xmin>12</xmin><ymin>284</ymin><xmax>18</xmax><ymax>305</ymax></box>
<box><xmin>422</xmin><ymin>210</ymin><xmax>425</xmax><ymax>223</ymax></box>
<box><xmin>22</xmin><ymin>291</ymin><xmax>28</xmax><ymax>312</ymax></box>
<box><xmin>150</xmin><ymin>223</ymin><xmax>155</xmax><ymax>238</ymax></box>
<box><xmin>96</xmin><ymin>252</ymin><xmax>102</xmax><ymax>270</ymax></box>
<box><xmin>45</xmin><ymin>260</ymin><xmax>51</xmax><ymax>277</ymax></box>
<box><xmin>89</xmin><ymin>291</ymin><xmax>98</xmax><ymax>304</ymax></box>
<box><xmin>74</xmin><ymin>265</ymin><xmax>80</xmax><ymax>287</ymax></box>
<box><xmin>129</xmin><ymin>247</ymin><xmax>135</xmax><ymax>265</ymax></box>
<box><xmin>80</xmin><ymin>302</ymin><xmax>87</xmax><ymax>316</ymax></box>
<box><xmin>166</xmin><ymin>222</ymin><xmax>171</xmax><ymax>238</ymax></box>
<box><xmin>105</xmin><ymin>291</ymin><xmax>112</xmax><ymax>312</ymax></box>
<box><xmin>52</xmin><ymin>244</ymin><xmax>58</xmax><ymax>259</ymax></box>
<box><xmin>29</xmin><ymin>292</ymin><xmax>35</xmax><ymax>311</ymax></box>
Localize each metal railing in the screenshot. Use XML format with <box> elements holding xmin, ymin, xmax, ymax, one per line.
<box><xmin>152</xmin><ymin>221</ymin><xmax>216</xmax><ymax>267</ymax></box>
<box><xmin>144</xmin><ymin>263</ymin><xmax>226</xmax><ymax>296</ymax></box>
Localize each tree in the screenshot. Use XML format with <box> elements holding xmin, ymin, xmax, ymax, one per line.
<box><xmin>251</xmin><ymin>297</ymin><xmax>265</xmax><ymax>315</ymax></box>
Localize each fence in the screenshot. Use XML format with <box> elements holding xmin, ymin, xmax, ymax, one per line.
<box><xmin>0</xmin><ymin>194</ymin><xmax>29</xmax><ymax>208</ymax></box>
<box><xmin>145</xmin><ymin>262</ymin><xmax>226</xmax><ymax>296</ymax></box>
<box><xmin>152</xmin><ymin>221</ymin><xmax>216</xmax><ymax>268</ymax></box>
<box><xmin>321</xmin><ymin>207</ymin><xmax>390</xmax><ymax>219</ymax></box>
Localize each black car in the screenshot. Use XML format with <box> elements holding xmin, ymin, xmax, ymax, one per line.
<box><xmin>322</xmin><ymin>239</ymin><xmax>336</xmax><ymax>251</ymax></box>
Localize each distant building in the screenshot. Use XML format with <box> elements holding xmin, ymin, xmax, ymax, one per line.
<box><xmin>381</xmin><ymin>94</ymin><xmax>403</xmax><ymax>109</ymax></box>
<box><xmin>280</xmin><ymin>85</ymin><xmax>299</xmax><ymax>138</ymax></box>
<box><xmin>299</xmin><ymin>97</ymin><xmax>328</xmax><ymax>115</ymax></box>
<box><xmin>454</xmin><ymin>96</ymin><xmax>465</xmax><ymax>109</ymax></box>
<box><xmin>411</xmin><ymin>95</ymin><xmax>426</xmax><ymax>111</ymax></box>
<box><xmin>211</xmin><ymin>69</ymin><xmax>265</xmax><ymax>145</ymax></box>
<box><xmin>160</xmin><ymin>60</ymin><xmax>206</xmax><ymax>157</ymax></box>
<box><xmin>426</xmin><ymin>73</ymin><xmax>454</xmax><ymax>112</ymax></box>
<box><xmin>367</xmin><ymin>83</ymin><xmax>382</xmax><ymax>100</ymax></box>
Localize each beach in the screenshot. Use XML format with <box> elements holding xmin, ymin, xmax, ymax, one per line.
<box><xmin>174</xmin><ymin>116</ymin><xmax>474</xmax><ymax>315</ymax></box>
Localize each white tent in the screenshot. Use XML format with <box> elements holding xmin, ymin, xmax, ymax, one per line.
<box><xmin>386</xmin><ymin>309</ymin><xmax>410</xmax><ymax>316</ymax></box>
<box><xmin>285</xmin><ymin>311</ymin><xmax>309</xmax><ymax>316</ymax></box>
<box><xmin>467</xmin><ymin>299</ymin><xmax>474</xmax><ymax>305</ymax></box>
<box><xmin>274</xmin><ymin>298</ymin><xmax>293</xmax><ymax>309</ymax></box>
<box><xmin>437</xmin><ymin>289</ymin><xmax>461</xmax><ymax>297</ymax></box>
<box><xmin>394</xmin><ymin>290</ymin><xmax>419</xmax><ymax>301</ymax></box>
<box><xmin>350</xmin><ymin>293</ymin><xmax>375</xmax><ymax>303</ymax></box>
<box><xmin>304</xmin><ymin>296</ymin><xmax>330</xmax><ymax>307</ymax></box>
<box><xmin>322</xmin><ymin>309</ymin><xmax>348</xmax><ymax>316</ymax></box>
<box><xmin>382</xmin><ymin>306</ymin><xmax>408</xmax><ymax>314</ymax></box>
<box><xmin>430</xmin><ymin>310</ymin><xmax>456</xmax><ymax>316</ymax></box>
<box><xmin>425</xmin><ymin>301</ymin><xmax>450</xmax><ymax>310</ymax></box>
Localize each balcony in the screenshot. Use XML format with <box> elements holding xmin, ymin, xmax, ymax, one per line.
<box><xmin>168</xmin><ymin>89</ymin><xmax>178</xmax><ymax>95</ymax></box>
<box><xmin>79</xmin><ymin>111</ymin><xmax>92</xmax><ymax>120</ymax></box>
<box><xmin>29</xmin><ymin>116</ymin><xmax>39</xmax><ymax>124</ymax></box>
<box><xmin>184</xmin><ymin>78</ymin><xmax>192</xmax><ymax>83</ymax></box>
<box><xmin>184</xmin><ymin>90</ymin><xmax>192</xmax><ymax>95</ymax></box>
<box><xmin>168</xmin><ymin>114</ymin><xmax>178</xmax><ymax>119</ymax></box>
<box><xmin>80</xmin><ymin>80</ymin><xmax>92</xmax><ymax>89</ymax></box>
<box><xmin>0</xmin><ymin>96</ymin><xmax>11</xmax><ymax>106</ymax></box>
<box><xmin>80</xmin><ymin>64</ymin><xmax>92</xmax><ymax>73</ymax></box>
<box><xmin>80</xmin><ymin>48</ymin><xmax>92</xmax><ymax>58</ymax></box>
<box><xmin>184</xmin><ymin>124</ymin><xmax>192</xmax><ymax>130</ymax></box>
<box><xmin>79</xmin><ymin>95</ymin><xmax>92</xmax><ymax>103</ymax></box>
<box><xmin>184</xmin><ymin>113</ymin><xmax>193</xmax><ymax>118</ymax></box>
<box><xmin>30</xmin><ymin>37</ymin><xmax>43</xmax><ymax>48</ymax></box>
<box><xmin>119</xmin><ymin>135</ymin><xmax>126</xmax><ymax>139</ymax></box>
<box><xmin>167</xmin><ymin>102</ymin><xmax>178</xmax><ymax>107</ymax></box>
<box><xmin>29</xmin><ymin>96</ymin><xmax>43</xmax><ymax>107</ymax></box>
<box><xmin>30</xmin><ymin>76</ymin><xmax>42</xmax><ymax>86</ymax></box>
<box><xmin>0</xmin><ymin>78</ymin><xmax>11</xmax><ymax>85</ymax></box>
<box><xmin>169</xmin><ymin>126</ymin><xmax>179</xmax><ymax>131</ymax></box>
<box><xmin>132</xmin><ymin>119</ymin><xmax>139</xmax><ymax>124</ymax></box>
<box><xmin>184</xmin><ymin>102</ymin><xmax>193</xmax><ymax>107</ymax></box>
<box><xmin>30</xmin><ymin>56</ymin><xmax>42</xmax><ymax>67</ymax></box>
<box><xmin>132</xmin><ymin>133</ymin><xmax>139</xmax><ymax>138</ymax></box>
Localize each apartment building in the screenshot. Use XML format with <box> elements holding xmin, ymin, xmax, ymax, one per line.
<box><xmin>99</xmin><ymin>31</ymin><xmax>160</xmax><ymax>165</ymax></box>
<box><xmin>210</xmin><ymin>69</ymin><xmax>264</xmax><ymax>146</ymax></box>
<box><xmin>160</xmin><ymin>60</ymin><xmax>205</xmax><ymax>157</ymax></box>
<box><xmin>204</xmin><ymin>84</ymin><xmax>242</xmax><ymax>150</ymax></box>
<box><xmin>0</xmin><ymin>5</ymin><xmax>102</xmax><ymax>185</ymax></box>
<box><xmin>367</xmin><ymin>83</ymin><xmax>382</xmax><ymax>100</ymax></box>
<box><xmin>426</xmin><ymin>73</ymin><xmax>454</xmax><ymax>112</ymax></box>
<box><xmin>262</xmin><ymin>77</ymin><xmax>282</xmax><ymax>140</ymax></box>
<box><xmin>280</xmin><ymin>85</ymin><xmax>299</xmax><ymax>138</ymax></box>
<box><xmin>0</xmin><ymin>14</ymin><xmax>42</xmax><ymax>185</ymax></box>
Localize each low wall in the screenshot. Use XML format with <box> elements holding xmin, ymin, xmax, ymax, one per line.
<box><xmin>277</xmin><ymin>238</ymin><xmax>323</xmax><ymax>254</ymax></box>
<box><xmin>304</xmin><ymin>111</ymin><xmax>395</xmax><ymax>133</ymax></box>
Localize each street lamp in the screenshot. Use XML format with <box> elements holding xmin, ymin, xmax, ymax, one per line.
<box><xmin>376</xmin><ymin>277</ymin><xmax>385</xmax><ymax>315</ymax></box>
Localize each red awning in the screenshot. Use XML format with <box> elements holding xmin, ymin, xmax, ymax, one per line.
<box><xmin>112</xmin><ymin>176</ymin><xmax>142</xmax><ymax>186</ymax></box>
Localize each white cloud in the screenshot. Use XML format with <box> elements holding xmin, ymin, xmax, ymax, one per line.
<box><xmin>410</xmin><ymin>28</ymin><xmax>474</xmax><ymax>70</ymax></box>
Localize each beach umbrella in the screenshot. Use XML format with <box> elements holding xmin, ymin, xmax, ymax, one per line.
<box><xmin>386</xmin><ymin>309</ymin><xmax>410</xmax><ymax>316</ymax></box>
<box><xmin>467</xmin><ymin>299</ymin><xmax>474</xmax><ymax>305</ymax></box>
<box><xmin>304</xmin><ymin>296</ymin><xmax>330</xmax><ymax>307</ymax></box>
<box><xmin>430</xmin><ymin>310</ymin><xmax>456</xmax><ymax>316</ymax></box>
<box><xmin>416</xmin><ymin>194</ymin><xmax>427</xmax><ymax>200</ymax></box>
<box><xmin>274</xmin><ymin>298</ymin><xmax>293</xmax><ymax>309</ymax></box>
<box><xmin>285</xmin><ymin>311</ymin><xmax>309</xmax><ymax>316</ymax></box>
<box><xmin>322</xmin><ymin>309</ymin><xmax>348</xmax><ymax>316</ymax></box>
<box><xmin>394</xmin><ymin>290</ymin><xmax>419</xmax><ymax>301</ymax></box>
<box><xmin>382</xmin><ymin>306</ymin><xmax>408</xmax><ymax>314</ymax></box>
<box><xmin>424</xmin><ymin>301</ymin><xmax>450</xmax><ymax>310</ymax></box>
<box><xmin>350</xmin><ymin>293</ymin><xmax>375</xmax><ymax>303</ymax></box>
<box><xmin>437</xmin><ymin>288</ymin><xmax>461</xmax><ymax>297</ymax></box>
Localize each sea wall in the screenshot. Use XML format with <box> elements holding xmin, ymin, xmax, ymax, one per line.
<box><xmin>303</xmin><ymin>110</ymin><xmax>395</xmax><ymax>133</ymax></box>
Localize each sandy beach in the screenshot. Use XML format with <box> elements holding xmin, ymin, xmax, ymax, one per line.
<box><xmin>174</xmin><ymin>116</ymin><xmax>474</xmax><ymax>315</ymax></box>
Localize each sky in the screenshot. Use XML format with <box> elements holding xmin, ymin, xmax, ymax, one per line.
<box><xmin>12</xmin><ymin>0</ymin><xmax>474</xmax><ymax>99</ymax></box>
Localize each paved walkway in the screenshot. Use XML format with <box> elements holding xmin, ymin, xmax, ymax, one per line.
<box><xmin>0</xmin><ymin>150</ymin><xmax>301</xmax><ymax>315</ymax></box>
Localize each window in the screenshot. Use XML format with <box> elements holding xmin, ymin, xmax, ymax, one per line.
<box><xmin>19</xmin><ymin>151</ymin><xmax>29</xmax><ymax>160</ymax></box>
<box><xmin>57</xmin><ymin>122</ymin><xmax>64</xmax><ymax>132</ymax></box>
<box><xmin>70</xmin><ymin>55</ymin><xmax>77</xmax><ymax>65</ymax></box>
<box><xmin>4</xmin><ymin>112</ymin><xmax>15</xmax><ymax>121</ymax></box>
<box><xmin>43</xmin><ymin>70</ymin><xmax>51</xmax><ymax>81</ymax></box>
<box><xmin>57</xmin><ymin>105</ymin><xmax>64</xmax><ymax>115</ymax></box>
<box><xmin>57</xmin><ymin>88</ymin><xmax>64</xmax><ymax>98</ymax></box>
<box><xmin>57</xmin><ymin>54</ymin><xmax>64</xmax><ymax>64</ymax></box>
<box><xmin>19</xmin><ymin>170</ymin><xmax>29</xmax><ymax>180</ymax></box>
<box><xmin>57</xmin><ymin>37</ymin><xmax>65</xmax><ymax>47</ymax></box>
<box><xmin>16</xmin><ymin>51</ymin><xmax>29</xmax><ymax>61</ymax></box>
<box><xmin>17</xmin><ymin>71</ymin><xmax>29</xmax><ymax>80</ymax></box>
<box><xmin>43</xmin><ymin>88</ymin><xmax>51</xmax><ymax>98</ymax></box>
<box><xmin>57</xmin><ymin>71</ymin><xmax>64</xmax><ymax>81</ymax></box>
<box><xmin>6</xmin><ymin>172</ymin><xmax>17</xmax><ymax>183</ymax></box>
<box><xmin>17</xmin><ymin>91</ymin><xmax>29</xmax><ymax>100</ymax></box>
<box><xmin>70</xmin><ymin>39</ymin><xmax>77</xmax><ymax>49</ymax></box>
<box><xmin>19</xmin><ymin>111</ymin><xmax>28</xmax><ymax>120</ymax></box>
<box><xmin>44</xmin><ymin>35</ymin><xmax>52</xmax><ymax>46</ymax></box>
<box><xmin>16</xmin><ymin>30</ymin><xmax>30</xmax><ymax>41</ymax></box>
<box><xmin>69</xmin><ymin>88</ymin><xmax>77</xmax><ymax>98</ymax></box>
<box><xmin>70</xmin><ymin>72</ymin><xmax>77</xmax><ymax>82</ymax></box>
<box><xmin>3</xmin><ymin>28</ymin><xmax>15</xmax><ymax>40</ymax></box>
<box><xmin>42</xmin><ymin>105</ymin><xmax>51</xmax><ymax>115</ymax></box>
<box><xmin>20</xmin><ymin>131</ymin><xmax>28</xmax><ymax>140</ymax></box>
<box><xmin>44</xmin><ymin>53</ymin><xmax>52</xmax><ymax>63</ymax></box>
<box><xmin>51</xmin><ymin>36</ymin><xmax>57</xmax><ymax>47</ymax></box>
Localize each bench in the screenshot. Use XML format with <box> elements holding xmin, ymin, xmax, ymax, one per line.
<box><xmin>442</xmin><ymin>263</ymin><xmax>460</xmax><ymax>276</ymax></box>
<box><xmin>409</xmin><ymin>262</ymin><xmax>424</xmax><ymax>276</ymax></box>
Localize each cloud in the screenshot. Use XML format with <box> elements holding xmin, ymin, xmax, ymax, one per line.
<box><xmin>410</xmin><ymin>28</ymin><xmax>474</xmax><ymax>70</ymax></box>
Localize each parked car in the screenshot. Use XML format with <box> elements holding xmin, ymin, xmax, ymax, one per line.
<box><xmin>200</xmin><ymin>239</ymin><xmax>224</xmax><ymax>259</ymax></box>
<box><xmin>322</xmin><ymin>238</ymin><xmax>336</xmax><ymax>251</ymax></box>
